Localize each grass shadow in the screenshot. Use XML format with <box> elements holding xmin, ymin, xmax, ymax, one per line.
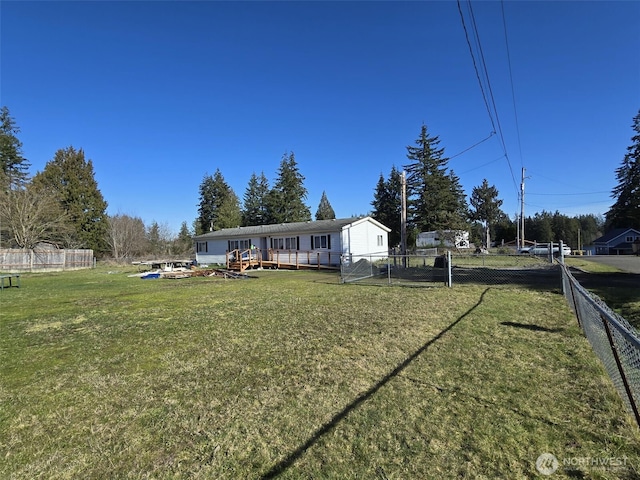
<box><xmin>568</xmin><ymin>269</ymin><xmax>640</xmax><ymax>329</ymax></box>
<box><xmin>260</xmin><ymin>287</ymin><xmax>491</xmax><ymax>479</ymax></box>
<box><xmin>500</xmin><ymin>321</ymin><xmax>564</xmax><ymax>333</ymax></box>
<box><xmin>569</xmin><ymin>270</ymin><xmax>640</xmax><ymax>291</ymax></box>
<box><xmin>341</xmin><ymin>266</ymin><xmax>562</xmax><ymax>291</ymax></box>
<box><xmin>451</xmin><ymin>265</ymin><xmax>562</xmax><ymax>291</ymax></box>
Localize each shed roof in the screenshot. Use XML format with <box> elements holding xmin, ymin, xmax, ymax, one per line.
<box><xmin>194</xmin><ymin>216</ymin><xmax>390</xmax><ymax>240</ymax></box>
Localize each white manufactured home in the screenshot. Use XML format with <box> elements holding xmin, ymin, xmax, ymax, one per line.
<box><xmin>194</xmin><ymin>216</ymin><xmax>390</xmax><ymax>270</ymax></box>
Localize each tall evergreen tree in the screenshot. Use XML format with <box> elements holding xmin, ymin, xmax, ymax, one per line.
<box><xmin>172</xmin><ymin>221</ymin><xmax>193</xmax><ymax>256</ymax></box>
<box><xmin>198</xmin><ymin>174</ymin><xmax>216</xmax><ymax>233</ymax></box>
<box><xmin>492</xmin><ymin>214</ymin><xmax>515</xmax><ymax>246</ymax></box>
<box><xmin>147</xmin><ymin>221</ymin><xmax>161</xmax><ymax>255</ymax></box>
<box><xmin>551</xmin><ymin>211</ymin><xmax>578</xmax><ymax>246</ymax></box>
<box><xmin>526</xmin><ymin>211</ymin><xmax>554</xmax><ymax>243</ymax></box>
<box><xmin>469</xmin><ymin>179</ymin><xmax>505</xmax><ymax>248</ymax></box>
<box><xmin>32</xmin><ymin>146</ymin><xmax>108</xmax><ymax>254</ymax></box>
<box><xmin>315</xmin><ymin>191</ymin><xmax>336</xmax><ymax>220</ymax></box>
<box><xmin>216</xmin><ymin>191</ymin><xmax>242</xmax><ymax>229</ymax></box>
<box><xmin>197</xmin><ymin>169</ymin><xmax>241</xmax><ymax>232</ymax></box>
<box><xmin>371</xmin><ymin>166</ymin><xmax>402</xmax><ymax>247</ymax></box>
<box><xmin>269</xmin><ymin>151</ymin><xmax>311</xmax><ymax>223</ymax></box>
<box><xmin>403</xmin><ymin>125</ymin><xmax>468</xmax><ymax>234</ymax></box>
<box><xmin>577</xmin><ymin>214</ymin><xmax>604</xmax><ymax>249</ymax></box>
<box><xmin>606</xmin><ymin>109</ymin><xmax>640</xmax><ymax>230</ymax></box>
<box><xmin>523</xmin><ymin>210</ymin><xmax>602</xmax><ymax>249</ymax></box>
<box><xmin>0</xmin><ymin>106</ymin><xmax>30</xmax><ymax>188</ymax></box>
<box><xmin>242</xmin><ymin>172</ymin><xmax>271</xmax><ymax>226</ymax></box>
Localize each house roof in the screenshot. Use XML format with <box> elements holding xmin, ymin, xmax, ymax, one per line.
<box><xmin>593</xmin><ymin>227</ymin><xmax>640</xmax><ymax>245</ymax></box>
<box><xmin>194</xmin><ymin>216</ymin><xmax>390</xmax><ymax>240</ymax></box>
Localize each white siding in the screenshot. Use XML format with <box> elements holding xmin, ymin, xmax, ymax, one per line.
<box><xmin>195</xmin><ymin>217</ymin><xmax>390</xmax><ymax>266</ymax></box>
<box><xmin>196</xmin><ymin>239</ymin><xmax>228</xmax><ymax>265</ymax></box>
<box><xmin>345</xmin><ymin>220</ymin><xmax>388</xmax><ymax>257</ymax></box>
<box><xmin>272</xmin><ymin>232</ymin><xmax>341</xmax><ymax>266</ymax></box>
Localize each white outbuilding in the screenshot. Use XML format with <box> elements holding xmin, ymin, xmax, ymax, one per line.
<box><xmin>416</xmin><ymin>230</ymin><xmax>470</xmax><ymax>249</ymax></box>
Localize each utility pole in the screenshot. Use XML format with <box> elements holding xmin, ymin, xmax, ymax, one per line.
<box><xmin>516</xmin><ymin>211</ymin><xmax>520</xmax><ymax>250</ymax></box>
<box><xmin>578</xmin><ymin>228</ymin><xmax>581</xmax><ymax>252</ymax></box>
<box><xmin>401</xmin><ymin>170</ymin><xmax>407</xmax><ymax>267</ymax></box>
<box><xmin>520</xmin><ymin>167</ymin><xmax>526</xmax><ymax>250</ymax></box>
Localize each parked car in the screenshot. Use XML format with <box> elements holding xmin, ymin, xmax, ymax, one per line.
<box><xmin>524</xmin><ymin>244</ymin><xmax>572</xmax><ymax>256</ymax></box>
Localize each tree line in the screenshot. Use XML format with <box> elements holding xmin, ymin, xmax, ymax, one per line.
<box><xmin>371</xmin><ymin>112</ymin><xmax>640</xmax><ymax>251</ymax></box>
<box><xmin>0</xmin><ymin>107</ymin><xmax>193</xmax><ymax>259</ymax></box>
<box><xmin>195</xmin><ymin>151</ymin><xmax>336</xmax><ymax>235</ymax></box>
<box><xmin>0</xmin><ymin>107</ymin><xmax>337</xmax><ymax>260</ymax></box>
<box><xmin>1</xmin><ymin>105</ymin><xmax>638</xmax><ymax>259</ymax></box>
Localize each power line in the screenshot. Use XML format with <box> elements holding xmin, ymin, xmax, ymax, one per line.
<box><xmin>524</xmin><ymin>200</ymin><xmax>611</xmax><ymax>210</ymax></box>
<box><xmin>457</xmin><ymin>154</ymin><xmax>505</xmax><ymax>175</ymax></box>
<box><xmin>500</xmin><ymin>0</ymin><xmax>524</xmax><ymax>170</ymax></box>
<box><xmin>527</xmin><ymin>168</ymin><xmax>614</xmax><ymax>193</ymax></box>
<box><xmin>528</xmin><ymin>191</ymin><xmax>611</xmax><ymax>196</ymax></box>
<box><xmin>449</xmin><ymin>131</ymin><xmax>495</xmax><ymax>160</ymax></box>
<box><xmin>456</xmin><ymin>0</ymin><xmax>496</xmax><ymax>133</ymax></box>
<box><xmin>467</xmin><ymin>3</ymin><xmax>509</xmax><ymax>157</ymax></box>
<box><xmin>457</xmin><ymin>0</ymin><xmax>518</xmax><ymax>196</ymax></box>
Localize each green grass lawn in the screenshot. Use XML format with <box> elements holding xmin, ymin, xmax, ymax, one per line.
<box><xmin>564</xmin><ymin>258</ymin><xmax>640</xmax><ymax>328</ymax></box>
<box><xmin>1</xmin><ymin>267</ymin><xmax>639</xmax><ymax>479</ymax></box>
<box><xmin>564</xmin><ymin>257</ymin><xmax>623</xmax><ymax>273</ymax></box>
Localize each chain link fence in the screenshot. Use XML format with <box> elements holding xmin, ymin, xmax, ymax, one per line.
<box><xmin>342</xmin><ymin>250</ymin><xmax>640</xmax><ymax>427</ymax></box>
<box><xmin>341</xmin><ymin>252</ymin><xmax>557</xmax><ymax>288</ymax></box>
<box><xmin>560</xmin><ymin>262</ymin><xmax>640</xmax><ymax>427</ymax></box>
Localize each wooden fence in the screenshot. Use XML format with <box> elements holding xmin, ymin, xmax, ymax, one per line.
<box><xmin>0</xmin><ymin>248</ymin><xmax>94</xmax><ymax>273</ymax></box>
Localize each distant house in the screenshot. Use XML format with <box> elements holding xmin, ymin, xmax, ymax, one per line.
<box><xmin>592</xmin><ymin>228</ymin><xmax>640</xmax><ymax>255</ymax></box>
<box><xmin>194</xmin><ymin>216</ymin><xmax>390</xmax><ymax>268</ymax></box>
<box><xmin>416</xmin><ymin>230</ymin><xmax>470</xmax><ymax>249</ymax></box>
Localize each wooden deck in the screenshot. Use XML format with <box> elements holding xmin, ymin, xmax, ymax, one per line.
<box><xmin>226</xmin><ymin>248</ymin><xmax>340</xmax><ymax>272</ymax></box>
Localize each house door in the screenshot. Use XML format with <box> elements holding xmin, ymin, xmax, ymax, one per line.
<box><xmin>260</xmin><ymin>237</ymin><xmax>268</xmax><ymax>260</ymax></box>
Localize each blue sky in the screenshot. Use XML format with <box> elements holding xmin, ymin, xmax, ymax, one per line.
<box><xmin>1</xmin><ymin>1</ymin><xmax>639</xmax><ymax>234</ymax></box>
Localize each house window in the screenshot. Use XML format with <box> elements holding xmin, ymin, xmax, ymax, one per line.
<box><xmin>228</xmin><ymin>239</ymin><xmax>250</xmax><ymax>251</ymax></box>
<box><xmin>272</xmin><ymin>237</ymin><xmax>297</xmax><ymax>250</ymax></box>
<box><xmin>627</xmin><ymin>236</ymin><xmax>633</xmax><ymax>242</ymax></box>
<box><xmin>377</xmin><ymin>235</ymin><xmax>383</xmax><ymax>246</ymax></box>
<box><xmin>196</xmin><ymin>242</ymin><xmax>208</xmax><ymax>253</ymax></box>
<box><xmin>285</xmin><ymin>237</ymin><xmax>297</xmax><ymax>250</ymax></box>
<box><xmin>311</xmin><ymin>235</ymin><xmax>331</xmax><ymax>249</ymax></box>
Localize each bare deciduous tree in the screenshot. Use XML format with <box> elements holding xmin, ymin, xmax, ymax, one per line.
<box><xmin>0</xmin><ymin>183</ymin><xmax>70</xmax><ymax>249</ymax></box>
<box><xmin>106</xmin><ymin>214</ymin><xmax>147</xmax><ymax>261</ymax></box>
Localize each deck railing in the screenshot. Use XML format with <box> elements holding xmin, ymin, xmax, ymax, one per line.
<box><xmin>226</xmin><ymin>248</ymin><xmax>340</xmax><ymax>271</ymax></box>
<box><xmin>267</xmin><ymin>249</ymin><xmax>339</xmax><ymax>269</ymax></box>
<box><xmin>226</xmin><ymin>248</ymin><xmax>262</xmax><ymax>271</ymax></box>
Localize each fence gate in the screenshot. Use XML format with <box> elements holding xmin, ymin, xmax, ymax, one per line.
<box><xmin>340</xmin><ymin>252</ymin><xmax>451</xmax><ymax>287</ymax></box>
